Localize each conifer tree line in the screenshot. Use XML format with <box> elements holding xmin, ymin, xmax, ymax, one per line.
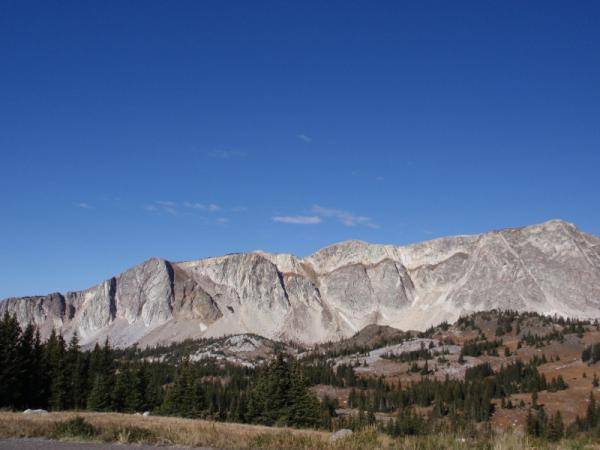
<box><xmin>460</xmin><ymin>338</ymin><xmax>502</xmax><ymax>357</ymax></box>
<box><xmin>342</xmin><ymin>358</ymin><xmax>563</xmax><ymax>422</ymax></box>
<box><xmin>526</xmin><ymin>406</ymin><xmax>565</xmax><ymax>441</ymax></box>
<box><xmin>0</xmin><ymin>310</ymin><xmax>589</xmax><ymax>438</ymax></box>
<box><xmin>571</xmin><ymin>392</ymin><xmax>600</xmax><ymax>435</ymax></box>
<box><xmin>0</xmin><ymin>312</ymin><xmax>327</xmax><ymax>428</ymax></box>
<box><xmin>523</xmin><ymin>388</ymin><xmax>600</xmax><ymax>441</ymax></box>
<box><xmin>382</xmin><ymin>342</ymin><xmax>443</xmax><ymax>363</ymax></box>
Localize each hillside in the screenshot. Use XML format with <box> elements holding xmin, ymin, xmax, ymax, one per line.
<box><xmin>3</xmin><ymin>309</ymin><xmax>600</xmax><ymax>443</ymax></box>
<box><xmin>302</xmin><ymin>310</ymin><xmax>600</xmax><ymax>431</ymax></box>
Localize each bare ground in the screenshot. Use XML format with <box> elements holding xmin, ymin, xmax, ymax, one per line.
<box><xmin>0</xmin><ymin>438</ymin><xmax>214</xmax><ymax>450</ymax></box>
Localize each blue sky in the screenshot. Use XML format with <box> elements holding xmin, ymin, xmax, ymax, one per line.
<box><xmin>1</xmin><ymin>1</ymin><xmax>599</xmax><ymax>298</ymax></box>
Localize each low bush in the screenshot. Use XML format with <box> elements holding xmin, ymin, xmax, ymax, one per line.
<box><xmin>52</xmin><ymin>416</ymin><xmax>97</xmax><ymax>439</ymax></box>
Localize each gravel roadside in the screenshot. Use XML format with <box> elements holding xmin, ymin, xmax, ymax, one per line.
<box><xmin>0</xmin><ymin>438</ymin><xmax>217</xmax><ymax>450</ymax></box>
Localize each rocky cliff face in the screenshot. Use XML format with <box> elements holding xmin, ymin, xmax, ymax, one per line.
<box><xmin>2</xmin><ymin>219</ymin><xmax>600</xmax><ymax>347</ymax></box>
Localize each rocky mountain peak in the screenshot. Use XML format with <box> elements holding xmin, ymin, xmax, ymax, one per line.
<box><xmin>2</xmin><ymin>219</ymin><xmax>599</xmax><ymax>348</ymax></box>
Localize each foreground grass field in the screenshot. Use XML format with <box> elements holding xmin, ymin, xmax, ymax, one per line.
<box><xmin>1</xmin><ymin>412</ymin><xmax>600</xmax><ymax>450</ymax></box>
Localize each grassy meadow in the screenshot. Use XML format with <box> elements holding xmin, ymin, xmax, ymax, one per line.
<box><xmin>1</xmin><ymin>411</ymin><xmax>599</xmax><ymax>450</ymax></box>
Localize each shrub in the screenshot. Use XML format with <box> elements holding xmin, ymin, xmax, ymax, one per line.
<box><xmin>52</xmin><ymin>416</ymin><xmax>97</xmax><ymax>439</ymax></box>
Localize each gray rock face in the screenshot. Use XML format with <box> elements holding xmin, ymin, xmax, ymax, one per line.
<box><xmin>2</xmin><ymin>219</ymin><xmax>600</xmax><ymax>347</ymax></box>
<box><xmin>114</xmin><ymin>257</ymin><xmax>174</xmax><ymax>327</ymax></box>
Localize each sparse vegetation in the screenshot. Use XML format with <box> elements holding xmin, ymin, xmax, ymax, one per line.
<box><xmin>52</xmin><ymin>416</ymin><xmax>97</xmax><ymax>439</ymax></box>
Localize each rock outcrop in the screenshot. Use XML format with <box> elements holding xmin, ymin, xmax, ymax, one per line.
<box><xmin>2</xmin><ymin>219</ymin><xmax>600</xmax><ymax>347</ymax></box>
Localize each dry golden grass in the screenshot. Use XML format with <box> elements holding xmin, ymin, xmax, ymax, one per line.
<box><xmin>1</xmin><ymin>412</ymin><xmax>599</xmax><ymax>449</ymax></box>
<box><xmin>0</xmin><ymin>411</ymin><xmax>330</xmax><ymax>449</ymax></box>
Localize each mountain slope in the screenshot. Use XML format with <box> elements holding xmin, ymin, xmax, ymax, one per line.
<box><xmin>2</xmin><ymin>219</ymin><xmax>600</xmax><ymax>347</ymax></box>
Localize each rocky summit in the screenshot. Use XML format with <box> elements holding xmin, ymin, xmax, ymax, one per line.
<box><xmin>2</xmin><ymin>219</ymin><xmax>600</xmax><ymax>348</ymax></box>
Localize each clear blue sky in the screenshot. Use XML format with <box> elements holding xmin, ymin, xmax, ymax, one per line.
<box><xmin>1</xmin><ymin>1</ymin><xmax>599</xmax><ymax>298</ymax></box>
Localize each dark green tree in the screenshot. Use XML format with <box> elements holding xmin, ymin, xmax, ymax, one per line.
<box><xmin>87</xmin><ymin>373</ymin><xmax>112</xmax><ymax>411</ymax></box>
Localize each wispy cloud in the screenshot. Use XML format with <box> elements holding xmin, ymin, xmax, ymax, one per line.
<box><xmin>74</xmin><ymin>202</ymin><xmax>93</xmax><ymax>209</ymax></box>
<box><xmin>296</xmin><ymin>134</ymin><xmax>312</xmax><ymax>143</ymax></box>
<box><xmin>183</xmin><ymin>202</ymin><xmax>204</xmax><ymax>209</ymax></box>
<box><xmin>146</xmin><ymin>200</ymin><xmax>240</xmax><ymax>218</ymax></box>
<box><xmin>311</xmin><ymin>205</ymin><xmax>379</xmax><ymax>228</ymax></box>
<box><xmin>207</xmin><ymin>149</ymin><xmax>247</xmax><ymax>159</ymax></box>
<box><xmin>216</xmin><ymin>217</ymin><xmax>229</xmax><ymax>224</ymax></box>
<box><xmin>156</xmin><ymin>200</ymin><xmax>176</xmax><ymax>207</ymax></box>
<box><xmin>145</xmin><ymin>201</ymin><xmax>178</xmax><ymax>215</ymax></box>
<box><xmin>272</xmin><ymin>215</ymin><xmax>322</xmax><ymax>225</ymax></box>
<box><xmin>272</xmin><ymin>205</ymin><xmax>378</xmax><ymax>228</ymax></box>
<box><xmin>183</xmin><ymin>202</ymin><xmax>221</xmax><ymax>212</ymax></box>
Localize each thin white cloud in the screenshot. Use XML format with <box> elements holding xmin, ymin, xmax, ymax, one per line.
<box><xmin>74</xmin><ymin>202</ymin><xmax>92</xmax><ymax>209</ymax></box>
<box><xmin>311</xmin><ymin>205</ymin><xmax>379</xmax><ymax>228</ymax></box>
<box><xmin>146</xmin><ymin>201</ymin><xmax>179</xmax><ymax>216</ymax></box>
<box><xmin>183</xmin><ymin>202</ymin><xmax>221</xmax><ymax>212</ymax></box>
<box><xmin>296</xmin><ymin>134</ymin><xmax>312</xmax><ymax>143</ymax></box>
<box><xmin>183</xmin><ymin>201</ymin><xmax>204</xmax><ymax>209</ymax></box>
<box><xmin>156</xmin><ymin>200</ymin><xmax>176</xmax><ymax>207</ymax></box>
<box><xmin>207</xmin><ymin>149</ymin><xmax>246</xmax><ymax>159</ymax></box>
<box><xmin>147</xmin><ymin>200</ymin><xmax>238</xmax><ymax>219</ymax></box>
<box><xmin>272</xmin><ymin>215</ymin><xmax>322</xmax><ymax>225</ymax></box>
<box><xmin>216</xmin><ymin>217</ymin><xmax>229</xmax><ymax>224</ymax></box>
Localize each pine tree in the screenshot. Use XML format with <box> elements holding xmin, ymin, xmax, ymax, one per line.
<box><xmin>144</xmin><ymin>368</ymin><xmax>164</xmax><ymax>411</ymax></box>
<box><xmin>0</xmin><ymin>312</ymin><xmax>22</xmax><ymax>408</ymax></box>
<box><xmin>16</xmin><ymin>323</ymin><xmax>39</xmax><ymax>408</ymax></box>
<box><xmin>266</xmin><ymin>354</ymin><xmax>293</xmax><ymax>425</ymax></box>
<box><xmin>126</xmin><ymin>366</ymin><xmax>146</xmax><ymax>412</ymax></box>
<box><xmin>531</xmin><ymin>390</ymin><xmax>539</xmax><ymax>409</ymax></box>
<box><xmin>49</xmin><ymin>334</ymin><xmax>68</xmax><ymax>411</ymax></box>
<box><xmin>112</xmin><ymin>367</ymin><xmax>130</xmax><ymax>412</ymax></box>
<box><xmin>289</xmin><ymin>367</ymin><xmax>320</xmax><ymax>428</ymax></box>
<box><xmin>160</xmin><ymin>358</ymin><xmax>204</xmax><ymax>418</ymax></box>
<box><xmin>586</xmin><ymin>391</ymin><xmax>597</xmax><ymax>429</ymax></box>
<box><xmin>526</xmin><ymin>409</ymin><xmax>536</xmax><ymax>435</ymax></box>
<box><xmin>88</xmin><ymin>343</ymin><xmax>103</xmax><ymax>376</ymax></box>
<box><xmin>67</xmin><ymin>333</ymin><xmax>88</xmax><ymax>409</ymax></box>
<box><xmin>546</xmin><ymin>411</ymin><xmax>564</xmax><ymax>441</ymax></box>
<box><xmin>31</xmin><ymin>329</ymin><xmax>46</xmax><ymax>407</ymax></box>
<box><xmin>87</xmin><ymin>373</ymin><xmax>112</xmax><ymax>411</ymax></box>
<box><xmin>527</xmin><ymin>406</ymin><xmax>548</xmax><ymax>437</ymax></box>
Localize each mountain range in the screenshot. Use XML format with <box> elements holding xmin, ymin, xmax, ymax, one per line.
<box><xmin>2</xmin><ymin>219</ymin><xmax>600</xmax><ymax>348</ymax></box>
